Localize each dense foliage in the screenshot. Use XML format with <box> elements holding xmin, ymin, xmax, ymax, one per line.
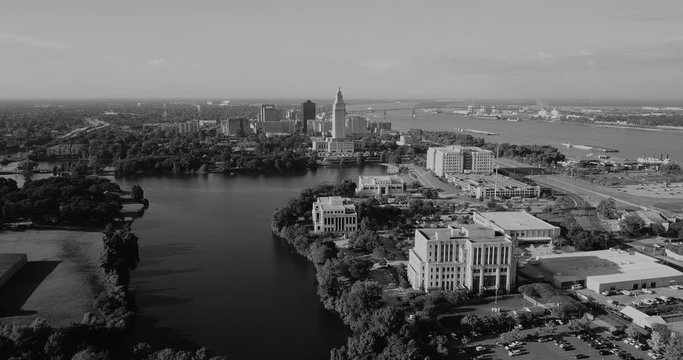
<box><xmin>0</xmin><ymin>177</ymin><xmax>123</xmax><ymax>226</ymax></box>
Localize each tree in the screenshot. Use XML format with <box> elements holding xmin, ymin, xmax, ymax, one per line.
<box><xmin>663</xmin><ymin>335</ymin><xmax>683</xmax><ymax>360</ymax></box>
<box><xmin>308</xmin><ymin>240</ymin><xmax>338</xmax><ymax>265</ymax></box>
<box><xmin>625</xmin><ymin>324</ymin><xmax>640</xmax><ymax>340</ymax></box>
<box><xmin>499</xmin><ymin>328</ymin><xmax>522</xmax><ymax>343</ymax></box>
<box><xmin>621</xmin><ymin>214</ymin><xmax>646</xmax><ymax>237</ymax></box>
<box><xmin>597</xmin><ymin>198</ymin><xmax>618</xmax><ymax>219</ymax></box>
<box><xmin>536</xmin><ymin>323</ymin><xmax>556</xmax><ymax>338</ymax></box>
<box><xmin>131</xmin><ymin>185</ymin><xmax>144</xmax><ymax>201</ymax></box>
<box><xmin>649</xmin><ymin>331</ymin><xmax>667</xmax><ymax>353</ymax></box>
<box><xmin>461</xmin><ymin>314</ymin><xmax>482</xmax><ymax>333</ymax></box>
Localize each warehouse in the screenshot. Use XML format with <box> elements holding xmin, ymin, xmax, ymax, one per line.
<box><xmin>535</xmin><ymin>249</ymin><xmax>683</xmax><ymax>292</ymax></box>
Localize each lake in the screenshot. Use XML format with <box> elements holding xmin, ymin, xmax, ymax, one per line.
<box><xmin>116</xmin><ymin>166</ymin><xmax>386</xmax><ymax>360</ymax></box>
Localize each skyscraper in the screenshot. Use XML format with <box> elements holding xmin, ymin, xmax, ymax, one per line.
<box><xmin>301</xmin><ymin>100</ymin><xmax>316</xmax><ymax>134</ymax></box>
<box><xmin>332</xmin><ymin>88</ymin><xmax>346</xmax><ymax>139</ymax></box>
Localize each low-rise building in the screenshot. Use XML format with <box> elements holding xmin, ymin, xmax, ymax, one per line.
<box><xmin>447</xmin><ymin>174</ymin><xmax>541</xmax><ymax>200</ymax></box>
<box><xmin>408</xmin><ymin>224</ymin><xmax>515</xmax><ymax>293</ymax></box>
<box><xmin>472</xmin><ymin>211</ymin><xmax>560</xmax><ymax>245</ymax></box>
<box><xmin>311</xmin><ymin>137</ymin><xmax>355</xmax><ymax>154</ymax></box>
<box><xmin>396</xmin><ymin>134</ymin><xmax>417</xmax><ymax>146</ymax></box>
<box><xmin>534</xmin><ymin>249</ymin><xmax>683</xmax><ymax>292</ymax></box>
<box><xmin>356</xmin><ymin>175</ymin><xmax>406</xmax><ymax>196</ymax></box>
<box><xmin>312</xmin><ymin>196</ymin><xmax>358</xmax><ymax>234</ymax></box>
<box><xmin>46</xmin><ymin>143</ymin><xmax>85</xmax><ymax>157</ymax></box>
<box><xmin>252</xmin><ymin>120</ymin><xmax>296</xmax><ymax>135</ymax></box>
<box><xmin>220</xmin><ymin>118</ymin><xmax>251</xmax><ymax>136</ymax></box>
<box><xmin>368</xmin><ymin>121</ymin><xmax>391</xmax><ymax>133</ymax></box>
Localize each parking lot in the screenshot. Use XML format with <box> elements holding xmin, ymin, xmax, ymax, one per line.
<box><xmin>575</xmin><ymin>285</ymin><xmax>683</xmax><ymax>310</ymax></box>
<box><xmin>468</xmin><ymin>329</ymin><xmax>653</xmax><ymax>360</ymax></box>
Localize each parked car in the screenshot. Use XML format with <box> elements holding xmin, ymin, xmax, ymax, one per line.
<box><xmin>508</xmin><ymin>349</ymin><xmax>523</xmax><ymax>357</ymax></box>
<box><xmin>571</xmin><ymin>284</ymin><xmax>583</xmax><ymax>290</ymax></box>
<box><xmin>642</xmin><ymin>288</ymin><xmax>654</xmax><ymax>294</ymax></box>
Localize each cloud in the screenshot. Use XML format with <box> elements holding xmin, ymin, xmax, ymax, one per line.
<box><xmin>357</xmin><ymin>59</ymin><xmax>401</xmax><ymax>71</ymax></box>
<box><xmin>0</xmin><ymin>33</ymin><xmax>72</xmax><ymax>50</ymax></box>
<box><xmin>145</xmin><ymin>58</ymin><xmax>166</xmax><ymax>67</ymax></box>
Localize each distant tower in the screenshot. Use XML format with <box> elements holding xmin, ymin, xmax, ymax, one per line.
<box><xmin>301</xmin><ymin>100</ymin><xmax>316</xmax><ymax>134</ymax></box>
<box><xmin>332</xmin><ymin>87</ymin><xmax>346</xmax><ymax>139</ymax></box>
<box><xmin>162</xmin><ymin>103</ymin><xmax>168</xmax><ymax>119</ymax></box>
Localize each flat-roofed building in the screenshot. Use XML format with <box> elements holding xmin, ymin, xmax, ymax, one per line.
<box><xmin>312</xmin><ymin>196</ymin><xmax>357</xmax><ymax>234</ymax></box>
<box><xmin>252</xmin><ymin>120</ymin><xmax>296</xmax><ymax>135</ymax></box>
<box><xmin>426</xmin><ymin>145</ymin><xmax>494</xmax><ymax>177</ymax></box>
<box><xmin>447</xmin><ymin>174</ymin><xmax>541</xmax><ymax>200</ymax></box>
<box><xmin>259</xmin><ymin>104</ymin><xmax>282</xmax><ymax>122</ymax></box>
<box><xmin>220</xmin><ymin>118</ymin><xmax>250</xmax><ymax>136</ymax></box>
<box><xmin>473</xmin><ymin>211</ymin><xmax>560</xmax><ymax>245</ymax></box>
<box><xmin>408</xmin><ymin>224</ymin><xmax>515</xmax><ymax>294</ymax></box>
<box><xmin>356</xmin><ymin>175</ymin><xmax>406</xmax><ymax>196</ymax></box>
<box><xmin>534</xmin><ymin>249</ymin><xmax>683</xmax><ymax>292</ymax></box>
<box><xmin>308</xmin><ymin>119</ymin><xmax>332</xmax><ymax>136</ymax></box>
<box><xmin>46</xmin><ymin>143</ymin><xmax>85</xmax><ymax>157</ymax></box>
<box><xmin>311</xmin><ymin>137</ymin><xmax>355</xmax><ymax>154</ymax></box>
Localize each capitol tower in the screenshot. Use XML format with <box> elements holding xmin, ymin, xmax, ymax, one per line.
<box><xmin>332</xmin><ymin>87</ymin><xmax>346</xmax><ymax>139</ymax></box>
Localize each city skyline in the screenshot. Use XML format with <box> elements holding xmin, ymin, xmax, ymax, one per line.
<box><xmin>1</xmin><ymin>0</ymin><xmax>683</xmax><ymax>100</ymax></box>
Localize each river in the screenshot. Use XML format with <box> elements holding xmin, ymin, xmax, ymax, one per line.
<box><xmin>349</xmin><ymin>102</ymin><xmax>683</xmax><ymax>162</ymax></box>
<box><xmin>116</xmin><ymin>166</ymin><xmax>385</xmax><ymax>360</ymax></box>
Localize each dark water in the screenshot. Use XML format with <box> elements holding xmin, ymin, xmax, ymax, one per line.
<box><xmin>117</xmin><ymin>166</ymin><xmax>386</xmax><ymax>360</ymax></box>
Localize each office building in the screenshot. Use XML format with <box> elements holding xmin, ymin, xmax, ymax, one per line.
<box><xmin>220</xmin><ymin>118</ymin><xmax>251</xmax><ymax>136</ymax></box>
<box><xmin>356</xmin><ymin>175</ymin><xmax>406</xmax><ymax>196</ymax></box>
<box><xmin>301</xmin><ymin>100</ymin><xmax>316</xmax><ymax>134</ymax></box>
<box><xmin>312</xmin><ymin>196</ymin><xmax>358</xmax><ymax>234</ymax></box>
<box><xmin>368</xmin><ymin>121</ymin><xmax>392</xmax><ymax>133</ymax></box>
<box><xmin>533</xmin><ymin>249</ymin><xmax>683</xmax><ymax>292</ymax></box>
<box><xmin>472</xmin><ymin>211</ymin><xmax>560</xmax><ymax>245</ymax></box>
<box><xmin>259</xmin><ymin>104</ymin><xmax>282</xmax><ymax>122</ymax></box>
<box><xmin>253</xmin><ymin>120</ymin><xmax>296</xmax><ymax>135</ymax></box>
<box><xmin>407</xmin><ymin>224</ymin><xmax>515</xmax><ymax>293</ymax></box>
<box><xmin>345</xmin><ymin>116</ymin><xmax>368</xmax><ymax>134</ymax></box>
<box><xmin>198</xmin><ymin>120</ymin><xmax>217</xmax><ymax>128</ymax></box>
<box><xmin>332</xmin><ymin>88</ymin><xmax>346</xmax><ymax>139</ymax></box>
<box><xmin>447</xmin><ymin>174</ymin><xmax>541</xmax><ymax>200</ymax></box>
<box><xmin>178</xmin><ymin>120</ymin><xmax>200</xmax><ymax>135</ymax></box>
<box><xmin>426</xmin><ymin>145</ymin><xmax>494</xmax><ymax>177</ymax></box>
<box><xmin>308</xmin><ymin>119</ymin><xmax>332</xmax><ymax>136</ymax></box>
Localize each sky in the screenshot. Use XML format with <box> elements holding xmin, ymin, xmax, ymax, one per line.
<box><xmin>1</xmin><ymin>0</ymin><xmax>683</xmax><ymax>100</ymax></box>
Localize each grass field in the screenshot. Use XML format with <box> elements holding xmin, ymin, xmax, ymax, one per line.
<box><xmin>0</xmin><ymin>230</ymin><xmax>103</xmax><ymax>326</ymax></box>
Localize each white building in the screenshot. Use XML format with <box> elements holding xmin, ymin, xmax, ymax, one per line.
<box><xmin>397</xmin><ymin>134</ymin><xmax>416</xmax><ymax>146</ymax></box>
<box><xmin>332</xmin><ymin>88</ymin><xmax>346</xmax><ymax>139</ymax></box>
<box><xmin>472</xmin><ymin>211</ymin><xmax>560</xmax><ymax>245</ymax></box>
<box><xmin>407</xmin><ymin>224</ymin><xmax>515</xmax><ymax>294</ymax></box>
<box><xmin>312</xmin><ymin>196</ymin><xmax>358</xmax><ymax>234</ymax></box>
<box><xmin>534</xmin><ymin>249</ymin><xmax>683</xmax><ymax>292</ymax></box>
<box><xmin>356</xmin><ymin>175</ymin><xmax>406</xmax><ymax>197</ymax></box>
<box><xmin>311</xmin><ymin>137</ymin><xmax>355</xmax><ymax>154</ymax></box>
<box><xmin>426</xmin><ymin>145</ymin><xmax>494</xmax><ymax>177</ymax></box>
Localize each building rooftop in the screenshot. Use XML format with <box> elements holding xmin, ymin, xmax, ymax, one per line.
<box><xmin>359</xmin><ymin>175</ymin><xmax>404</xmax><ymax>185</ymax></box>
<box><xmin>417</xmin><ymin>224</ymin><xmax>508</xmax><ymax>243</ymax></box>
<box><xmin>476</xmin><ymin>211</ymin><xmax>558</xmax><ymax>231</ymax></box>
<box><xmin>538</xmin><ymin>249</ymin><xmax>683</xmax><ymax>284</ymax></box>
<box><xmin>314</xmin><ymin>196</ymin><xmax>356</xmax><ymax>211</ymax></box>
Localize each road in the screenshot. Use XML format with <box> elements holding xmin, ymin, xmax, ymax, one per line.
<box><xmin>405</xmin><ymin>164</ymin><xmax>461</xmax><ymax>196</ymax></box>
<box><xmin>530</xmin><ymin>175</ymin><xmax>679</xmax><ymax>217</ymax></box>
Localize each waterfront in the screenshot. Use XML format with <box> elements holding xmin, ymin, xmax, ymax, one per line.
<box><xmin>116</xmin><ymin>167</ymin><xmax>385</xmax><ymax>360</ymax></box>
<box><xmin>350</xmin><ymin>103</ymin><xmax>683</xmax><ymax>161</ymax></box>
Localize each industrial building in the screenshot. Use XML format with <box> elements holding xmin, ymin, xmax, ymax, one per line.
<box><xmin>407</xmin><ymin>224</ymin><xmax>515</xmax><ymax>293</ymax></box>
<box><xmin>356</xmin><ymin>175</ymin><xmax>406</xmax><ymax>197</ymax></box>
<box><xmin>473</xmin><ymin>211</ymin><xmax>560</xmax><ymax>245</ymax></box>
<box><xmin>426</xmin><ymin>145</ymin><xmax>494</xmax><ymax>177</ymax></box>
<box><xmin>312</xmin><ymin>196</ymin><xmax>358</xmax><ymax>234</ymax></box>
<box><xmin>534</xmin><ymin>249</ymin><xmax>683</xmax><ymax>292</ymax></box>
<box><xmin>447</xmin><ymin>174</ymin><xmax>541</xmax><ymax>200</ymax></box>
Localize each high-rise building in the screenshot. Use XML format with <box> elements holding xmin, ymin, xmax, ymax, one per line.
<box><xmin>332</xmin><ymin>88</ymin><xmax>346</xmax><ymax>139</ymax></box>
<box><xmin>345</xmin><ymin>116</ymin><xmax>368</xmax><ymax>134</ymax></box>
<box><xmin>259</xmin><ymin>104</ymin><xmax>282</xmax><ymax>122</ymax></box>
<box><xmin>301</xmin><ymin>100</ymin><xmax>316</xmax><ymax>134</ymax></box>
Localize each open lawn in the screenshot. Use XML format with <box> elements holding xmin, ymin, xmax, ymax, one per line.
<box><xmin>0</xmin><ymin>230</ymin><xmax>103</xmax><ymax>326</ymax></box>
